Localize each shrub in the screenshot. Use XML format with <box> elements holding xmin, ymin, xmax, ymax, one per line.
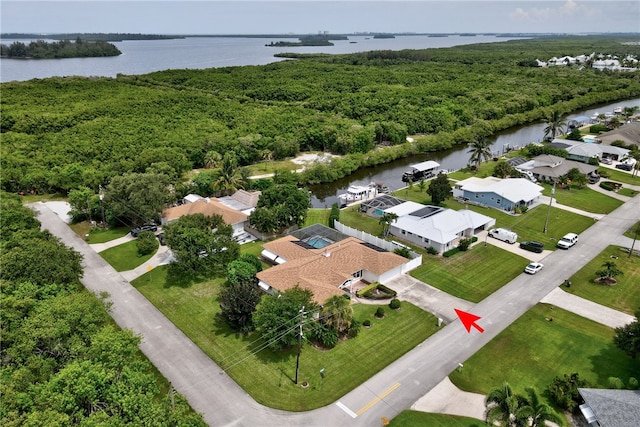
<box><xmin>389</xmin><ymin>298</ymin><xmax>401</xmax><ymax>310</ymax></box>
<box><xmin>608</xmin><ymin>377</ymin><xmax>624</xmax><ymax>389</ymax></box>
<box><xmin>375</xmin><ymin>307</ymin><xmax>385</xmax><ymax>318</ymax></box>
<box><xmin>348</xmin><ymin>319</ymin><xmax>361</xmax><ymax>338</ymax></box>
<box><xmin>600</xmin><ymin>182</ymin><xmax>614</xmax><ymax>191</ymax></box>
<box><xmin>358</xmin><ymin>282</ymin><xmax>397</xmax><ymax>299</ymax></box>
<box><xmin>393</xmin><ymin>247</ymin><xmax>411</xmax><ymax>258</ymax></box>
<box><xmin>520</xmin><ymin>205</ymin><xmax>528</xmax><ymax>213</ymax></box>
<box><xmin>135</xmin><ymin>230</ymin><xmax>158</xmax><ymax>255</ymax></box>
<box><xmin>629</xmin><ymin>377</ymin><xmax>639</xmax><ymax>390</ymax></box>
<box><xmin>426</xmin><ymin>246</ymin><xmax>438</xmax><ymax>255</ymax></box>
<box><xmin>458</xmin><ymin>238</ymin><xmax>472</xmax><ymax>251</ymax></box>
<box><xmin>443</xmin><ymin>247</ymin><xmax>460</xmax><ymax>257</ymax></box>
<box><xmin>590</xmin><ymin>124</ymin><xmax>608</xmax><ymax>133</ymax></box>
<box><xmin>362</xmin><ymin>319</ymin><xmax>371</xmax><ymax>327</ymax></box>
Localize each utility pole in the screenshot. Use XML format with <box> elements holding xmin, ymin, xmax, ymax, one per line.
<box><xmin>99</xmin><ymin>185</ymin><xmax>106</xmax><ymax>227</ymax></box>
<box><xmin>629</xmin><ymin>222</ymin><xmax>639</xmax><ymax>259</ymax></box>
<box><xmin>543</xmin><ymin>181</ymin><xmax>555</xmax><ymax>234</ymax></box>
<box><xmin>294</xmin><ymin>306</ymin><xmax>305</xmax><ymax>385</ymax></box>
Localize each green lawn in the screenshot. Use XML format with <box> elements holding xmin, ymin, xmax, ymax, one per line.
<box><xmin>563</xmin><ymin>245</ymin><xmax>640</xmax><ymax>315</ymax></box>
<box><xmin>100</xmin><ymin>240</ymin><xmax>156</xmax><ymax>271</ymax></box>
<box><xmin>444</xmin><ymin>200</ymin><xmax>594</xmax><ymax>251</ymax></box>
<box><xmin>450</xmin><ymin>304</ymin><xmax>640</xmax><ymax>403</ymax></box>
<box><xmin>305</xmin><ymin>208</ymin><xmax>331</xmax><ymax>227</ymax></box>
<box><xmin>411</xmin><ymin>245</ymin><xmax>529</xmax><ymax>302</ymax></box>
<box><xmin>624</xmin><ymin>222</ymin><xmax>640</xmax><ymax>239</ymax></box>
<box><xmin>540</xmin><ymin>183</ymin><xmax>622</xmax><ymax>214</ymax></box>
<box><xmin>618</xmin><ymin>187</ymin><xmax>639</xmax><ymax>198</ymax></box>
<box><xmin>87</xmin><ymin>226</ymin><xmax>130</xmax><ymax>243</ymax></box>
<box><xmin>599</xmin><ymin>167</ymin><xmax>640</xmax><ymax>186</ymax></box>
<box><xmin>132</xmin><ymin>266</ymin><xmax>438</xmax><ymax>411</ymax></box>
<box><xmin>389</xmin><ymin>411</ymin><xmax>485</xmax><ymax>427</ymax></box>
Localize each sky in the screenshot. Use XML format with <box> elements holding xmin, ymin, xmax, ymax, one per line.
<box><xmin>1</xmin><ymin>1</ymin><xmax>639</xmax><ymax>35</ymax></box>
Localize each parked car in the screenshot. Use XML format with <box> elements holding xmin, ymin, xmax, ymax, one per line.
<box><xmin>588</xmin><ymin>172</ymin><xmax>600</xmax><ymax>184</ymax></box>
<box><xmin>615</xmin><ymin>163</ymin><xmax>633</xmax><ymax>171</ymax></box>
<box><xmin>520</xmin><ymin>241</ymin><xmax>544</xmax><ymax>253</ymax></box>
<box><xmin>488</xmin><ymin>228</ymin><xmax>518</xmax><ymax>244</ymax></box>
<box><xmin>557</xmin><ymin>233</ymin><xmax>579</xmax><ymax>249</ymax></box>
<box><xmin>130</xmin><ymin>223</ymin><xmax>158</xmax><ymax>237</ymax></box>
<box><xmin>156</xmin><ymin>232</ymin><xmax>166</xmax><ymax>246</ymax></box>
<box><xmin>601</xmin><ymin>157</ymin><xmax>613</xmax><ymax>165</ymax></box>
<box><xmin>524</xmin><ymin>262</ymin><xmax>544</xmax><ymax>274</ymax></box>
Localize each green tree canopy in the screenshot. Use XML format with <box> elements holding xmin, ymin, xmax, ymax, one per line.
<box><xmin>427</xmin><ymin>173</ymin><xmax>453</xmax><ymax>205</ymax></box>
<box><xmin>163</xmin><ymin>213</ymin><xmax>239</xmax><ymax>278</ymax></box>
<box><xmin>253</xmin><ymin>285</ymin><xmax>318</xmax><ymax>351</ymax></box>
<box><xmin>614</xmin><ymin>320</ymin><xmax>640</xmax><ymax>359</ymax></box>
<box><xmin>249</xmin><ymin>183</ymin><xmax>310</xmax><ymax>233</ymax></box>
<box><xmin>218</xmin><ymin>279</ymin><xmax>263</xmax><ymax>334</ymax></box>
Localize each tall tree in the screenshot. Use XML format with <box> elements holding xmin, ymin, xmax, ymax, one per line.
<box><xmin>218</xmin><ymin>280</ymin><xmax>263</xmax><ymax>334</ymax></box>
<box><xmin>213</xmin><ymin>152</ymin><xmax>245</xmax><ymax>196</ymax></box>
<box><xmin>164</xmin><ymin>213</ymin><xmax>239</xmax><ymax>277</ymax></box>
<box><xmin>378</xmin><ymin>212</ymin><xmax>398</xmax><ymax>237</ymax></box>
<box><xmin>249</xmin><ymin>183</ymin><xmax>310</xmax><ymax>233</ymax></box>
<box><xmin>485</xmin><ymin>382</ymin><xmax>527</xmax><ymax>426</ymax></box>
<box><xmin>105</xmin><ymin>172</ymin><xmax>174</xmax><ymax>226</ymax></box>
<box><xmin>543</xmin><ymin>110</ymin><xmax>567</xmax><ymax>141</ymax></box>
<box><xmin>320</xmin><ymin>295</ymin><xmax>354</xmax><ymax>334</ymax></box>
<box><xmin>614</xmin><ymin>320</ymin><xmax>640</xmax><ymax>359</ymax></box>
<box><xmin>518</xmin><ymin>387</ymin><xmax>564</xmax><ymax>427</ymax></box>
<box><xmin>548</xmin><ymin>372</ymin><xmax>590</xmax><ymax>412</ymax></box>
<box><xmin>467</xmin><ymin>137</ymin><xmax>493</xmax><ymax>170</ymax></box>
<box><xmin>253</xmin><ymin>285</ymin><xmax>318</xmax><ymax>351</ymax></box>
<box><xmin>427</xmin><ymin>173</ymin><xmax>453</xmax><ymax>205</ymax></box>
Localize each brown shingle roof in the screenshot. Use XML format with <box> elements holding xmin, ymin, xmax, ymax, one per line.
<box><xmin>162</xmin><ymin>199</ymin><xmax>248</xmax><ymax>225</ymax></box>
<box><xmin>258</xmin><ymin>236</ymin><xmax>407</xmax><ymax>304</ymax></box>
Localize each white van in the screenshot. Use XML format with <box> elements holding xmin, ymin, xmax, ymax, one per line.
<box><xmin>488</xmin><ymin>228</ymin><xmax>518</xmax><ymax>244</ymax></box>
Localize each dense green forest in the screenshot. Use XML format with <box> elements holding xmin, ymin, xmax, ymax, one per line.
<box><xmin>1</xmin><ymin>36</ymin><xmax>639</xmax><ymax>195</ymax></box>
<box><xmin>1</xmin><ymin>33</ymin><xmax>180</xmax><ymax>41</ymax></box>
<box><xmin>0</xmin><ymin>38</ymin><xmax>121</xmax><ymax>59</ymax></box>
<box><xmin>0</xmin><ymin>194</ymin><xmax>206</xmax><ymax>425</ymax></box>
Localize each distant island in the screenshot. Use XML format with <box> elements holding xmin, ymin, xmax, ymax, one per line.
<box><xmin>0</xmin><ymin>38</ymin><xmax>121</xmax><ymax>59</ymax></box>
<box><xmin>373</xmin><ymin>34</ymin><xmax>396</xmax><ymax>39</ymax></box>
<box><xmin>265</xmin><ymin>34</ymin><xmax>347</xmax><ymax>47</ymax></box>
<box><xmin>0</xmin><ymin>33</ymin><xmax>182</xmax><ymax>42</ymax></box>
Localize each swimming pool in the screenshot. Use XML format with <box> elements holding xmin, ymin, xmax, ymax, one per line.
<box><xmin>306</xmin><ymin>236</ymin><xmax>333</xmax><ymax>249</ymax></box>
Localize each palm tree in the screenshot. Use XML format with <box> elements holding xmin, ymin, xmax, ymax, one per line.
<box><xmin>485</xmin><ymin>382</ymin><xmax>527</xmax><ymax>426</ymax></box>
<box><xmin>213</xmin><ymin>152</ymin><xmax>244</xmax><ymax>196</ymax></box>
<box><xmin>203</xmin><ymin>150</ymin><xmax>222</xmax><ymax>169</ymax></box>
<box><xmin>379</xmin><ymin>212</ymin><xmax>398</xmax><ymax>237</ymax></box>
<box><xmin>517</xmin><ymin>387</ymin><xmax>564</xmax><ymax>427</ymax></box>
<box><xmin>543</xmin><ymin>110</ymin><xmax>567</xmax><ymax>141</ymax></box>
<box><xmin>596</xmin><ymin>260</ymin><xmax>624</xmax><ymax>281</ymax></box>
<box><xmin>623</xmin><ymin>106</ymin><xmax>639</xmax><ymax>120</ymax></box>
<box><xmin>467</xmin><ymin>137</ymin><xmax>492</xmax><ymax>171</ymax></box>
<box><xmin>320</xmin><ymin>295</ymin><xmax>354</xmax><ymax>333</ymax></box>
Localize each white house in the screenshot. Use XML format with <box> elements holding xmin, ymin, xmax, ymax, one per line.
<box><xmin>452</xmin><ymin>177</ymin><xmax>544</xmax><ymax>212</ymax></box>
<box><xmin>386</xmin><ymin>203</ymin><xmax>495</xmax><ymax>254</ymax></box>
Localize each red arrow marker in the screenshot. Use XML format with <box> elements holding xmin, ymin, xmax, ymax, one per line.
<box><xmin>454</xmin><ymin>309</ymin><xmax>484</xmax><ymax>333</ymax></box>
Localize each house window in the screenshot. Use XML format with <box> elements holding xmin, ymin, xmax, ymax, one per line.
<box><xmin>497</xmin><ymin>198</ymin><xmax>501</xmax><ymax>204</ymax></box>
<box><xmin>475</xmin><ymin>194</ymin><xmax>479</xmax><ymax>198</ymax></box>
<box><xmin>423</xmin><ymin>237</ymin><xmax>429</xmax><ymax>244</ymax></box>
<box><xmin>401</xmin><ymin>230</ymin><xmax>406</xmax><ymax>235</ymax></box>
<box><xmin>352</xmin><ymin>270</ymin><xmax>363</xmax><ymax>279</ymax></box>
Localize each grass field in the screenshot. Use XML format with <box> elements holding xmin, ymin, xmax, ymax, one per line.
<box><xmin>86</xmin><ymin>226</ymin><xmax>130</xmax><ymax>243</ymax></box>
<box><xmin>388</xmin><ymin>411</ymin><xmax>485</xmax><ymax>427</ymax></box>
<box><xmin>540</xmin><ymin>183</ymin><xmax>622</xmax><ymax>214</ymax></box>
<box><xmin>243</xmin><ymin>159</ymin><xmax>299</xmax><ymax>176</ymax></box>
<box><xmin>599</xmin><ymin>167</ymin><xmax>640</xmax><ymax>185</ymax></box>
<box><xmin>410</xmin><ymin>244</ymin><xmax>529</xmax><ymax>302</ymax></box>
<box><xmin>450</xmin><ymin>304</ymin><xmax>640</xmax><ymax>401</ymax></box>
<box><xmin>132</xmin><ymin>266</ymin><xmax>438</xmax><ymax>411</ymax></box>
<box><xmin>100</xmin><ymin>239</ymin><xmax>157</xmax><ymax>271</ymax></box>
<box><xmin>624</xmin><ymin>221</ymin><xmax>640</xmax><ymax>239</ymax></box>
<box><xmin>617</xmin><ymin>187</ymin><xmax>639</xmax><ymax>197</ymax></box>
<box><xmin>563</xmin><ymin>245</ymin><xmax>640</xmax><ymax>315</ymax></box>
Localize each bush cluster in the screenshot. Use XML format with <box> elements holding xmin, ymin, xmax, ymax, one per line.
<box><xmin>135</xmin><ymin>230</ymin><xmax>158</xmax><ymax>256</ymax></box>
<box><xmin>389</xmin><ymin>299</ymin><xmax>401</xmax><ymax>310</ymax></box>
<box><xmin>443</xmin><ymin>247</ymin><xmax>461</xmax><ymax>258</ymax></box>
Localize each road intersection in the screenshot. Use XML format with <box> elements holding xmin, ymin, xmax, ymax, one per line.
<box><xmin>30</xmin><ymin>192</ymin><xmax>639</xmax><ymax>426</ymax></box>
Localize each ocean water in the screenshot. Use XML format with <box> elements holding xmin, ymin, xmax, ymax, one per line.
<box><xmin>0</xmin><ymin>35</ymin><xmax>523</xmax><ymax>82</ymax></box>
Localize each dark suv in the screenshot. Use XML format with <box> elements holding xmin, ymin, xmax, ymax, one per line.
<box><xmin>519</xmin><ymin>241</ymin><xmax>544</xmax><ymax>253</ymax></box>
<box><xmin>615</xmin><ymin>163</ymin><xmax>633</xmax><ymax>171</ymax></box>
<box><xmin>130</xmin><ymin>223</ymin><xmax>158</xmax><ymax>237</ymax></box>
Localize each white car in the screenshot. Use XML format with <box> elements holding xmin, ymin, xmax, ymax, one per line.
<box><xmin>557</xmin><ymin>233</ymin><xmax>579</xmax><ymax>249</ymax></box>
<box><xmin>524</xmin><ymin>262</ymin><xmax>544</xmax><ymax>275</ymax></box>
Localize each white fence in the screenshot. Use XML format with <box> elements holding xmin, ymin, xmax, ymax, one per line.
<box><xmin>334</xmin><ymin>221</ymin><xmax>422</xmax><ymax>272</ymax></box>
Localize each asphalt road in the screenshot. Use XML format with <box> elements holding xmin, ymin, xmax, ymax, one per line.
<box><xmin>30</xmin><ymin>194</ymin><xmax>639</xmax><ymax>427</ymax></box>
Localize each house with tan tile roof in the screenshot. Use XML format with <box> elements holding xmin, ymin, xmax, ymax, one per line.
<box><xmin>257</xmin><ymin>225</ymin><xmax>411</xmax><ymax>304</ymax></box>
<box><xmin>162</xmin><ymin>198</ymin><xmax>248</xmax><ymax>236</ymax></box>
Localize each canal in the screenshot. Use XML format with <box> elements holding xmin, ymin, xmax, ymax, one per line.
<box><xmin>308</xmin><ymin>98</ymin><xmax>640</xmax><ymax>208</ymax></box>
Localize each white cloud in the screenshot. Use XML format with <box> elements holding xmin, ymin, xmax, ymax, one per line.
<box><xmin>509</xmin><ymin>0</ymin><xmax>601</xmax><ymax>23</ymax></box>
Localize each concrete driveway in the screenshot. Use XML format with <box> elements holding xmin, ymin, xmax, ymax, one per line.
<box><xmin>476</xmin><ymin>230</ymin><xmax>551</xmax><ymax>262</ymax></box>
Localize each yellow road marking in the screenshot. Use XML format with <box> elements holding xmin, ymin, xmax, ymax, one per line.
<box><xmin>356</xmin><ymin>383</ymin><xmax>401</xmax><ymax>416</ymax></box>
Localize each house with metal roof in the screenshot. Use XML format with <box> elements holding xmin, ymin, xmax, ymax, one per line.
<box><xmin>452</xmin><ymin>177</ymin><xmax>544</xmax><ymax>212</ymax></box>
<box><xmin>257</xmin><ymin>224</ymin><xmax>411</xmax><ymax>303</ymax></box>
<box><xmin>516</xmin><ymin>154</ymin><xmax>599</xmax><ymax>182</ymax></box>
<box><xmin>385</xmin><ymin>203</ymin><xmax>495</xmax><ymax>254</ymax></box>
<box><xmin>596</xmin><ymin>122</ymin><xmax>640</xmax><ymax>148</ymax></box>
<box><xmin>578</xmin><ymin>388</ymin><xmax>640</xmax><ymax>427</ymax></box>
<box><xmin>549</xmin><ymin>139</ymin><xmax>630</xmax><ymax>162</ymax></box>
